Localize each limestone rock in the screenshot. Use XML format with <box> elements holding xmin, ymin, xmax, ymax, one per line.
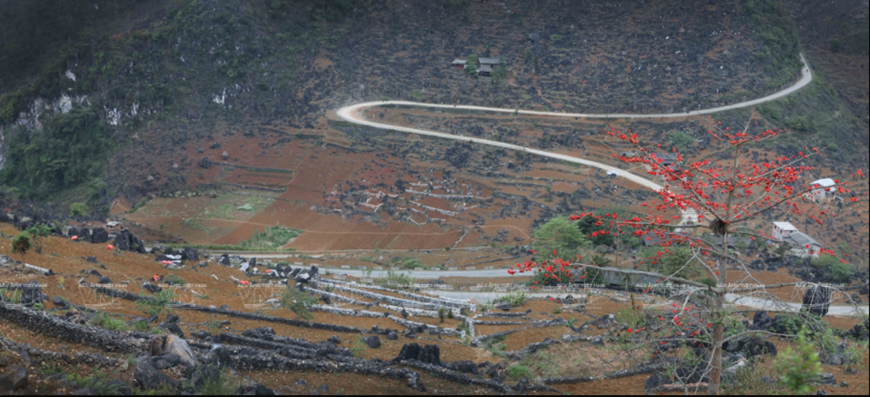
<box><xmin>150</xmin><ymin>335</ymin><xmax>197</xmax><ymax>369</ymax></box>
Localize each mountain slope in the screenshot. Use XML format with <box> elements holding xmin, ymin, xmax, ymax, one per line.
<box><xmin>0</xmin><ymin>0</ymin><xmax>854</xmax><ymax>218</ymax></box>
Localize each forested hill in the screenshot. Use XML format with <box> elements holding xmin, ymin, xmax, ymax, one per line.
<box><xmin>0</xmin><ymin>0</ymin><xmax>864</xmax><ymax>218</ymax></box>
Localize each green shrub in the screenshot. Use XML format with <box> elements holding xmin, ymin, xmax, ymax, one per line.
<box><xmin>775</xmin><ymin>326</ymin><xmax>822</xmax><ymax>395</ymax></box>
<box><xmin>377</xmin><ymin>271</ymin><xmax>415</xmax><ymax>288</ymax></box>
<box><xmin>89</xmin><ymin>313</ymin><xmax>130</xmax><ymax>331</ymax></box>
<box><xmin>615</xmin><ymin>307</ymin><xmax>646</xmax><ymax>329</ymax></box>
<box><xmin>496</xmin><ymin>291</ymin><xmax>526</xmax><ymax>307</ymax></box>
<box><xmin>506</xmin><ymin>364</ymin><xmax>534</xmax><ymax>380</ymax></box>
<box><xmin>132</xmin><ymin>320</ymin><xmax>149</xmax><ymax>332</ymax></box>
<box><xmin>438</xmin><ymin>307</ymin><xmax>448</xmax><ymax>323</ymax></box>
<box><xmin>812</xmin><ymin>255</ymin><xmax>855</xmax><ymax>283</ymax></box>
<box><xmin>198</xmin><ymin>367</ymin><xmax>239</xmax><ymax>395</ymax></box>
<box><xmin>350</xmin><ymin>335</ymin><xmax>367</xmax><ymax>357</ymax></box>
<box><xmin>24</xmin><ymin>223</ymin><xmax>52</xmax><ymax>254</ymax></box>
<box><xmin>281</xmin><ymin>288</ymin><xmax>317</xmax><ymax>320</ymax></box>
<box><xmin>667</xmin><ymin>131</ymin><xmax>695</xmax><ymax>153</ymax></box>
<box><xmin>0</xmin><ymin>289</ymin><xmax>22</xmax><ymax>304</ymax></box>
<box><xmin>11</xmin><ymin>231</ymin><xmax>31</xmax><ymax>255</ymax></box>
<box><xmin>533</xmin><ymin>216</ymin><xmax>590</xmax><ymax>259</ymax></box>
<box><xmin>136</xmin><ymin>289</ymin><xmax>177</xmax><ymax>317</ymax></box>
<box><xmin>70</xmin><ymin>202</ymin><xmax>90</xmax><ymax>216</ymax></box>
<box><xmin>465</xmin><ymin>54</ymin><xmax>479</xmax><ymax>75</ymax></box>
<box><xmin>828</xmin><ymin>38</ymin><xmax>842</xmax><ymax>53</ymax></box>
<box><xmin>163</xmin><ymin>274</ymin><xmax>185</xmax><ymax>286</ymax></box>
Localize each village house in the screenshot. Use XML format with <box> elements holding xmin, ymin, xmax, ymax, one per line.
<box><xmin>478</xmin><ymin>57</ymin><xmax>502</xmax><ymax>68</ymax></box>
<box><xmin>770</xmin><ymin>221</ymin><xmax>821</xmax><ymax>257</ymax></box>
<box><xmin>451</xmin><ymin>56</ymin><xmax>504</xmax><ymax>76</ymax></box>
<box><xmin>653</xmin><ymin>153</ymin><xmax>680</xmax><ymax>167</ymax></box>
<box><xmin>809</xmin><ymin>178</ymin><xmax>837</xmax><ymax>202</ymax></box>
<box><xmin>772</xmin><ymin>222</ymin><xmax>798</xmax><ymax>241</ymax></box>
<box><xmin>785</xmin><ymin>231</ymin><xmax>823</xmax><ymax>258</ymax></box>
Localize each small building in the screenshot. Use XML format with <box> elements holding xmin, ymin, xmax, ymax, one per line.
<box><xmin>478</xmin><ymin>57</ymin><xmax>502</xmax><ymax>68</ymax></box>
<box><xmin>477</xmin><ymin>64</ymin><xmax>493</xmax><ymax>76</ymax></box>
<box><xmin>653</xmin><ymin>153</ymin><xmax>680</xmax><ymax>167</ymax></box>
<box><xmin>810</xmin><ymin>178</ymin><xmax>837</xmax><ymax>201</ymax></box>
<box><xmin>784</xmin><ymin>231</ymin><xmax>823</xmax><ymax>258</ymax></box>
<box><xmin>772</xmin><ymin>222</ymin><xmax>797</xmax><ymax>241</ymax></box>
<box><xmin>451</xmin><ymin>59</ymin><xmax>467</xmax><ymax>69</ymax></box>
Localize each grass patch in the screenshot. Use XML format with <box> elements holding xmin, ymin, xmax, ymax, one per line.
<box><xmin>198</xmin><ymin>367</ymin><xmax>239</xmax><ymax>395</ymax></box>
<box><xmin>88</xmin><ymin>313</ymin><xmax>130</xmax><ymax>332</ymax></box>
<box><xmin>388</xmin><ymin>256</ymin><xmax>423</xmax><ymax>270</ymax></box>
<box><xmin>350</xmin><ymin>335</ymin><xmax>367</xmax><ymax>357</ymax></box>
<box><xmin>0</xmin><ymin>288</ymin><xmax>22</xmax><ymax>304</ymax></box>
<box><xmin>131</xmin><ymin>320</ymin><xmax>149</xmax><ymax>332</ymax></box>
<box><xmin>66</xmin><ymin>370</ymin><xmax>124</xmax><ymax>395</ymax></box>
<box><xmin>521</xmin><ymin>350</ymin><xmax>561</xmax><ymax>378</ymax></box>
<box><xmin>238</xmin><ymin>225</ymin><xmax>303</xmax><ymax>251</ymax></box>
<box><xmin>39</xmin><ymin>359</ymin><xmax>66</xmax><ymax>376</ymax></box>
<box><xmin>506</xmin><ymin>364</ymin><xmax>534</xmax><ymax>380</ymax></box>
<box><xmin>377</xmin><ymin>271</ymin><xmax>415</xmax><ymax>288</ymax></box>
<box><xmin>495</xmin><ymin>291</ymin><xmax>526</xmax><ymax>307</ymax></box>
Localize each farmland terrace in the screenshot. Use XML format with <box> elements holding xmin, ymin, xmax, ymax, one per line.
<box><xmin>0</xmin><ymin>225</ymin><xmax>867</xmax><ymax>395</ymax></box>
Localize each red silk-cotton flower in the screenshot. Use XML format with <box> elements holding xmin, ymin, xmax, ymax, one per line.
<box><xmin>503</xmin><ymin>115</ymin><xmax>860</xmax><ymax>392</ymax></box>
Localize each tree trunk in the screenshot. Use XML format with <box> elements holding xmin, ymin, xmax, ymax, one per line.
<box><xmin>708</xmin><ymin>294</ymin><xmax>725</xmax><ymax>395</ymax></box>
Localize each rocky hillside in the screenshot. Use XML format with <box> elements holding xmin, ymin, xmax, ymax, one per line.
<box><xmin>0</xmin><ymin>0</ymin><xmax>820</xmax><ymax>216</ymax></box>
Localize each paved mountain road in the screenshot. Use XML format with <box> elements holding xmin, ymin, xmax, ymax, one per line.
<box><xmin>232</xmin><ymin>55</ymin><xmax>817</xmax><ymax>280</ymax></box>
<box><xmin>336</xmin><ymin>54</ymin><xmax>811</xmax><ymax>226</ymax></box>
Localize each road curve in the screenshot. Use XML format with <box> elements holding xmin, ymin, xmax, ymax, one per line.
<box><xmin>256</xmin><ymin>54</ymin><xmax>813</xmax><ymax>271</ymax></box>
<box><xmin>338</xmin><ymin>53</ymin><xmax>811</xmax><ymax>121</ymax></box>
<box><xmin>336</xmin><ymin>53</ymin><xmax>811</xmax><ymax>223</ymax></box>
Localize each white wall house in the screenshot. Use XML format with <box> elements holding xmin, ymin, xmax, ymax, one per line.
<box><xmin>772</xmin><ymin>222</ymin><xmax>798</xmax><ymax>241</ymax></box>
<box><xmin>810</xmin><ymin>178</ymin><xmax>837</xmax><ymax>202</ymax></box>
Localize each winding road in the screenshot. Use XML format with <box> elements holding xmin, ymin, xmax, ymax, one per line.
<box><xmin>337</xmin><ymin>53</ymin><xmax>812</xmax><ymax>226</ymax></box>
<box><xmin>212</xmin><ymin>53</ymin><xmax>867</xmax><ymax>315</ymax></box>
<box><xmin>329</xmin><ymin>52</ymin><xmax>870</xmax><ymax>316</ymax></box>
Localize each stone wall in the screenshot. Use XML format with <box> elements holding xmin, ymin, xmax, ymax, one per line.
<box><xmin>0</xmin><ymin>302</ymin><xmax>148</xmax><ymax>353</ymax></box>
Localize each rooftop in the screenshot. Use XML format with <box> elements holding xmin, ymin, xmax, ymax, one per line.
<box><xmin>811</xmin><ymin>178</ymin><xmax>836</xmax><ymax>188</ymax></box>
<box><xmin>478</xmin><ymin>57</ymin><xmax>501</xmax><ymax>65</ymax></box>
<box><xmin>452</xmin><ymin>59</ymin><xmax>467</xmax><ymax>65</ymax></box>
<box><xmin>653</xmin><ymin>153</ymin><xmax>680</xmax><ymax>162</ymax></box>
<box><xmin>786</xmin><ymin>231</ymin><xmax>822</xmax><ymax>248</ymax></box>
<box><xmin>773</xmin><ymin>222</ymin><xmax>798</xmax><ymax>231</ymax></box>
